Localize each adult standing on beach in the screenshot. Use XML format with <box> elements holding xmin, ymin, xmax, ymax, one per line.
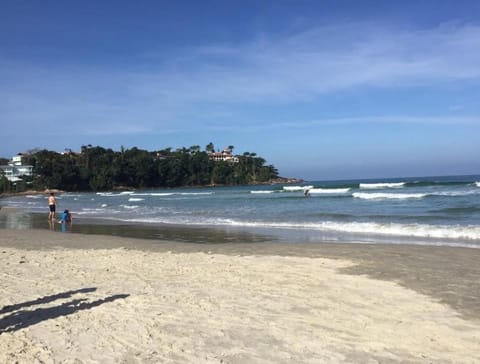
<box><xmin>48</xmin><ymin>192</ymin><xmax>57</xmax><ymax>220</ymax></box>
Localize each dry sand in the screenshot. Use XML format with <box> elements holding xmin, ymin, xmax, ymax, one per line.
<box><xmin>1</xmin><ymin>229</ymin><xmax>480</xmax><ymax>363</ymax></box>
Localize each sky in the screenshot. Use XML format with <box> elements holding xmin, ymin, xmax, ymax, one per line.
<box><xmin>1</xmin><ymin>0</ymin><xmax>479</xmax><ymax>180</ymax></box>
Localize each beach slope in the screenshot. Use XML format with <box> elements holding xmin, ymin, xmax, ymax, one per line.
<box><xmin>1</xmin><ymin>230</ymin><xmax>479</xmax><ymax>363</ymax></box>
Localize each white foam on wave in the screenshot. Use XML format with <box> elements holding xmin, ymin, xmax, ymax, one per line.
<box><xmin>122</xmin><ymin>205</ymin><xmax>139</xmax><ymax>209</ymax></box>
<box><xmin>82</xmin><ymin>214</ymin><xmax>480</xmax><ymax>242</ymax></box>
<box><xmin>283</xmin><ymin>185</ymin><xmax>314</xmax><ymax>191</ymax></box>
<box><xmin>433</xmin><ymin>190</ymin><xmax>480</xmax><ymax>197</ymax></box>
<box><xmin>61</xmin><ymin>194</ymin><xmax>82</xmax><ymax>197</ymax></box>
<box><xmin>353</xmin><ymin>192</ymin><xmax>425</xmax><ymax>200</ymax></box>
<box><xmin>132</xmin><ymin>193</ymin><xmax>174</xmax><ymax>196</ymax></box>
<box><xmin>308</xmin><ymin>188</ymin><xmax>350</xmax><ymax>194</ymax></box>
<box><xmin>319</xmin><ymin>221</ymin><xmax>480</xmax><ymax>240</ymax></box>
<box><xmin>250</xmin><ymin>190</ymin><xmax>274</xmax><ymax>194</ymax></box>
<box><xmin>212</xmin><ymin>219</ymin><xmax>480</xmax><ymax>241</ymax></box>
<box><xmin>179</xmin><ymin>192</ymin><xmax>213</xmax><ymax>196</ymax></box>
<box><xmin>128</xmin><ymin>197</ymin><xmax>144</xmax><ymax>202</ymax></box>
<box><xmin>77</xmin><ymin>207</ymin><xmax>109</xmax><ymax>215</ymax></box>
<box><xmin>131</xmin><ymin>192</ymin><xmax>212</xmax><ymax>197</ymax></box>
<box><xmin>475</xmin><ymin>182</ymin><xmax>480</xmax><ymax>187</ymax></box>
<box><xmin>354</xmin><ymin>190</ymin><xmax>479</xmax><ymax>200</ymax></box>
<box><xmin>359</xmin><ymin>182</ymin><xmax>405</xmax><ymax>189</ymax></box>
<box><xmin>96</xmin><ymin>192</ymin><xmax>126</xmax><ymax>197</ymax></box>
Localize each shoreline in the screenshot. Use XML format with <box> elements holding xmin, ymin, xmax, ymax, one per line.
<box><xmin>1</xmin><ymin>222</ymin><xmax>480</xmax><ymax>321</ymax></box>
<box><xmin>0</xmin><ymin>177</ymin><xmax>304</xmax><ymax>199</ymax></box>
<box><xmin>2</xmin><ymin>207</ymin><xmax>479</xmax><ymax>249</ymax></box>
<box><xmin>1</xmin><ymin>207</ymin><xmax>480</xmax><ymax>321</ymax></box>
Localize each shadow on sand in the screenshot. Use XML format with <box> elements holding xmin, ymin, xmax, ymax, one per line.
<box><xmin>0</xmin><ymin>288</ymin><xmax>129</xmax><ymax>334</ymax></box>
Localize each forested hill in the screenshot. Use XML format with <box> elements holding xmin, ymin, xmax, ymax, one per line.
<box><xmin>1</xmin><ymin>144</ymin><xmax>280</xmax><ymax>192</ymax></box>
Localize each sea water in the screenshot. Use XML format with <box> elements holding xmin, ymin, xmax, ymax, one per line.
<box><xmin>1</xmin><ymin>175</ymin><xmax>480</xmax><ymax>247</ymax></box>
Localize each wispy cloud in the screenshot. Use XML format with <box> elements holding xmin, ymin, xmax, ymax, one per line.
<box><xmin>1</xmin><ymin>21</ymin><xmax>480</xmax><ymax>138</ymax></box>
<box><xmin>144</xmin><ymin>22</ymin><xmax>480</xmax><ymax>103</ymax></box>
<box><xmin>173</xmin><ymin>115</ymin><xmax>480</xmax><ymax>134</ymax></box>
<box><xmin>274</xmin><ymin>115</ymin><xmax>480</xmax><ymax>128</ymax></box>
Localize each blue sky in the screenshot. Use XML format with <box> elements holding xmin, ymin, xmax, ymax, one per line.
<box><xmin>1</xmin><ymin>0</ymin><xmax>479</xmax><ymax>180</ymax></box>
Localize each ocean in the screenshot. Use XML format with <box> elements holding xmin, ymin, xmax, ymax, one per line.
<box><xmin>1</xmin><ymin>175</ymin><xmax>480</xmax><ymax>248</ymax></box>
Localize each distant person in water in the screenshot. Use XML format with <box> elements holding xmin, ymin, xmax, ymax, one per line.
<box><xmin>304</xmin><ymin>189</ymin><xmax>310</xmax><ymax>197</ymax></box>
<box><xmin>48</xmin><ymin>192</ymin><xmax>57</xmax><ymax>220</ymax></box>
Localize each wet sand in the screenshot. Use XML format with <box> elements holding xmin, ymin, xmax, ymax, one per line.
<box><xmin>1</xmin><ymin>207</ymin><xmax>480</xmax><ymax>363</ymax></box>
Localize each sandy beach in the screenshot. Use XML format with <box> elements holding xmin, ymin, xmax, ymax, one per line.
<box><xmin>1</xmin><ymin>228</ymin><xmax>480</xmax><ymax>363</ymax></box>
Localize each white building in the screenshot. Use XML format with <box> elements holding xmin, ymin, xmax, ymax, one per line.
<box><xmin>209</xmin><ymin>147</ymin><xmax>239</xmax><ymax>163</ymax></box>
<box><xmin>0</xmin><ymin>154</ymin><xmax>34</xmax><ymax>182</ymax></box>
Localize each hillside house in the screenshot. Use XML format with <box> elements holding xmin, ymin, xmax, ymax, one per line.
<box><xmin>209</xmin><ymin>147</ymin><xmax>239</xmax><ymax>163</ymax></box>
<box><xmin>0</xmin><ymin>154</ymin><xmax>34</xmax><ymax>182</ymax></box>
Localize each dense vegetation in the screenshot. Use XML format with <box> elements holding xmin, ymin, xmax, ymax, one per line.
<box><xmin>0</xmin><ymin>144</ymin><xmax>279</xmax><ymax>193</ymax></box>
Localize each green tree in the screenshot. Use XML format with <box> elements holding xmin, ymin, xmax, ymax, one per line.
<box><xmin>205</xmin><ymin>142</ymin><xmax>215</xmax><ymax>153</ymax></box>
<box><xmin>0</xmin><ymin>175</ymin><xmax>11</xmax><ymax>193</ymax></box>
<box><xmin>12</xmin><ymin>144</ymin><xmax>279</xmax><ymax>192</ymax></box>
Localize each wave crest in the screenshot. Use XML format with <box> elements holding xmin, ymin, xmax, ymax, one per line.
<box><xmin>128</xmin><ymin>198</ymin><xmax>144</xmax><ymax>202</ymax></box>
<box><xmin>308</xmin><ymin>188</ymin><xmax>350</xmax><ymax>194</ymax></box>
<box><xmin>214</xmin><ymin>220</ymin><xmax>480</xmax><ymax>241</ymax></box>
<box><xmin>359</xmin><ymin>182</ymin><xmax>405</xmax><ymax>189</ymax></box>
<box><xmin>283</xmin><ymin>185</ymin><xmax>313</xmax><ymax>191</ymax></box>
<box><xmin>353</xmin><ymin>192</ymin><xmax>425</xmax><ymax>200</ymax></box>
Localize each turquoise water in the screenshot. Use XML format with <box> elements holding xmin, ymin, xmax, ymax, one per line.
<box><xmin>2</xmin><ymin>175</ymin><xmax>480</xmax><ymax>247</ymax></box>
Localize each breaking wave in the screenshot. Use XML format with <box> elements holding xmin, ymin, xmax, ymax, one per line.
<box><xmin>353</xmin><ymin>190</ymin><xmax>479</xmax><ymax>200</ymax></box>
<box><xmin>353</xmin><ymin>192</ymin><xmax>425</xmax><ymax>200</ymax></box>
<box><xmin>131</xmin><ymin>192</ymin><xmax>212</xmax><ymax>197</ymax></box>
<box><xmin>124</xmin><ymin>217</ymin><xmax>480</xmax><ymax>242</ymax></box>
<box><xmin>96</xmin><ymin>192</ymin><xmax>134</xmax><ymax>197</ymax></box>
<box><xmin>308</xmin><ymin>188</ymin><xmax>350</xmax><ymax>194</ymax></box>
<box><xmin>359</xmin><ymin>182</ymin><xmax>405</xmax><ymax>189</ymax></box>
<box><xmin>283</xmin><ymin>185</ymin><xmax>314</xmax><ymax>191</ymax></box>
<box><xmin>213</xmin><ymin>220</ymin><xmax>480</xmax><ymax>241</ymax></box>
<box><xmin>121</xmin><ymin>205</ymin><xmax>139</xmax><ymax>209</ymax></box>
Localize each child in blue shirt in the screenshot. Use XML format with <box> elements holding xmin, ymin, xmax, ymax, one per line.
<box><xmin>59</xmin><ymin>209</ymin><xmax>72</xmax><ymax>223</ymax></box>
<box><xmin>58</xmin><ymin>209</ymin><xmax>72</xmax><ymax>232</ymax></box>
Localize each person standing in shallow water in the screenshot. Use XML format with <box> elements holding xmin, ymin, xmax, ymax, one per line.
<box><xmin>48</xmin><ymin>192</ymin><xmax>57</xmax><ymax>220</ymax></box>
